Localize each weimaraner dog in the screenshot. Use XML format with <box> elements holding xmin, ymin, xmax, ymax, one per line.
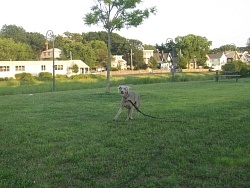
<box><xmin>113</xmin><ymin>85</ymin><xmax>141</xmax><ymax>121</ymax></box>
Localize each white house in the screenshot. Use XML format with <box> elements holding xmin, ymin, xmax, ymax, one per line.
<box><xmin>111</xmin><ymin>55</ymin><xmax>127</xmax><ymax>70</ymax></box>
<box><xmin>40</xmin><ymin>48</ymin><xmax>62</xmax><ymax>60</ymax></box>
<box><xmin>0</xmin><ymin>60</ymin><xmax>90</xmax><ymax>78</ymax></box>
<box><xmin>153</xmin><ymin>51</ymin><xmax>172</xmax><ymax>69</ymax></box>
<box><xmin>39</xmin><ymin>42</ymin><xmax>62</xmax><ymax>60</ymax></box>
<box><xmin>143</xmin><ymin>50</ymin><xmax>154</xmax><ymax>64</ymax></box>
<box><xmin>207</xmin><ymin>53</ymin><xmax>227</xmax><ymax>70</ymax></box>
<box><xmin>240</xmin><ymin>51</ymin><xmax>250</xmax><ymax>65</ymax></box>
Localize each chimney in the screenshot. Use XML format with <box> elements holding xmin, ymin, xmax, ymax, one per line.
<box><xmin>45</xmin><ymin>42</ymin><xmax>49</xmax><ymax>50</ymax></box>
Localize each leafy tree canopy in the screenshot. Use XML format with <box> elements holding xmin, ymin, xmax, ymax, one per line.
<box><xmin>0</xmin><ymin>38</ymin><xmax>34</xmax><ymax>61</ymax></box>
<box><xmin>209</xmin><ymin>44</ymin><xmax>238</xmax><ymax>54</ymax></box>
<box><xmin>83</xmin><ymin>0</ymin><xmax>157</xmax><ymax>92</ymax></box>
<box><xmin>0</xmin><ymin>24</ymin><xmax>27</xmax><ymax>44</ymax></box>
<box><xmin>175</xmin><ymin>34</ymin><xmax>212</xmax><ymax>68</ymax></box>
<box><xmin>143</xmin><ymin>44</ymin><xmax>157</xmax><ymax>52</ymax></box>
<box><xmin>148</xmin><ymin>56</ymin><xmax>158</xmax><ymax>69</ymax></box>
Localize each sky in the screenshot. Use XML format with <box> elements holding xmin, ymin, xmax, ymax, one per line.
<box><xmin>1</xmin><ymin>0</ymin><xmax>249</xmax><ymax>49</ymax></box>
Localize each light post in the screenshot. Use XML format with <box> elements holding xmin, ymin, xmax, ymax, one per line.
<box><xmin>46</xmin><ymin>30</ymin><xmax>55</xmax><ymax>92</ymax></box>
<box><xmin>166</xmin><ymin>38</ymin><xmax>175</xmax><ymax>81</ymax></box>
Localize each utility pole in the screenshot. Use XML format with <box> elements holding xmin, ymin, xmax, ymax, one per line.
<box><xmin>130</xmin><ymin>49</ymin><xmax>133</xmax><ymax>70</ymax></box>
<box><xmin>46</xmin><ymin>30</ymin><xmax>56</xmax><ymax>92</ymax></box>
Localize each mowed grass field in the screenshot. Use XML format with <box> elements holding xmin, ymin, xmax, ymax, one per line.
<box><xmin>1</xmin><ymin>78</ymin><xmax>250</xmax><ymax>187</ymax></box>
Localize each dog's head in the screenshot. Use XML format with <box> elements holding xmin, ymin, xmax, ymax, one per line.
<box><xmin>118</xmin><ymin>85</ymin><xmax>130</xmax><ymax>97</ymax></box>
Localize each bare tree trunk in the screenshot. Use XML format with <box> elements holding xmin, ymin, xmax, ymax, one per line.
<box><xmin>106</xmin><ymin>30</ymin><xmax>111</xmax><ymax>93</ymax></box>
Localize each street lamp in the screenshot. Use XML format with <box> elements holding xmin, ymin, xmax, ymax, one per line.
<box><xmin>166</xmin><ymin>38</ymin><xmax>175</xmax><ymax>81</ymax></box>
<box><xmin>166</xmin><ymin>38</ymin><xmax>175</xmax><ymax>66</ymax></box>
<box><xmin>46</xmin><ymin>30</ymin><xmax>55</xmax><ymax>92</ymax></box>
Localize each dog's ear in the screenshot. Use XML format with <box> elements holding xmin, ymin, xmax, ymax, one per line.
<box><xmin>125</xmin><ymin>86</ymin><xmax>130</xmax><ymax>92</ymax></box>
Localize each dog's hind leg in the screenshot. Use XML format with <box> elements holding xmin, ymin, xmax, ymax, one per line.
<box><xmin>126</xmin><ymin>108</ymin><xmax>134</xmax><ymax>121</ymax></box>
<box><xmin>135</xmin><ymin>107</ymin><xmax>140</xmax><ymax>118</ymax></box>
<box><xmin>135</xmin><ymin>101</ymin><xmax>140</xmax><ymax>118</ymax></box>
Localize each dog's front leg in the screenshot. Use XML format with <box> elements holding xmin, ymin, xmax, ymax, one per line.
<box><xmin>113</xmin><ymin>107</ymin><xmax>124</xmax><ymax>121</ymax></box>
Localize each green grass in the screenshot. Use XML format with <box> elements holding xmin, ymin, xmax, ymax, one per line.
<box><xmin>0</xmin><ymin>77</ymin><xmax>250</xmax><ymax>187</ymax></box>
<box><xmin>0</xmin><ymin>72</ymin><xmax>215</xmax><ymax>95</ymax></box>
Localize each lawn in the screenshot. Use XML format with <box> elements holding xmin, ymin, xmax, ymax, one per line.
<box><xmin>0</xmin><ymin>78</ymin><xmax>250</xmax><ymax>187</ymax></box>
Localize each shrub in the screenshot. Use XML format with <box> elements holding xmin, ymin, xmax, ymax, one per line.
<box><xmin>111</xmin><ymin>67</ymin><xmax>118</xmax><ymax>71</ymax></box>
<box><xmin>56</xmin><ymin>74</ymin><xmax>68</xmax><ymax>79</ymax></box>
<box><xmin>38</xmin><ymin>72</ymin><xmax>52</xmax><ymax>81</ymax></box>
<box><xmin>240</xmin><ymin>65</ymin><xmax>250</xmax><ymax>77</ymax></box>
<box><xmin>15</xmin><ymin>72</ymin><xmax>34</xmax><ymax>82</ymax></box>
<box><xmin>222</xmin><ymin>60</ymin><xmax>250</xmax><ymax>77</ymax></box>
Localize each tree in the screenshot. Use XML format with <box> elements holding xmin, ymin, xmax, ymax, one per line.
<box><xmin>210</xmin><ymin>44</ymin><xmax>238</xmax><ymax>54</ymax></box>
<box><xmin>83</xmin><ymin>0</ymin><xmax>157</xmax><ymax>92</ymax></box>
<box><xmin>0</xmin><ymin>24</ymin><xmax>27</xmax><ymax>44</ymax></box>
<box><xmin>155</xmin><ymin>43</ymin><xmax>167</xmax><ymax>53</ymax></box>
<box><xmin>62</xmin><ymin>42</ymin><xmax>97</xmax><ymax>68</ymax></box>
<box><xmin>175</xmin><ymin>34</ymin><xmax>212</xmax><ymax>69</ymax></box>
<box><xmin>0</xmin><ymin>25</ymin><xmax>44</xmax><ymax>60</ymax></box>
<box><xmin>0</xmin><ymin>38</ymin><xmax>34</xmax><ymax>61</ymax></box>
<box><xmin>63</xmin><ymin>32</ymin><xmax>84</xmax><ymax>43</ymax></box>
<box><xmin>83</xmin><ymin>31</ymin><xmax>145</xmax><ymax>69</ymax></box>
<box><xmin>148</xmin><ymin>56</ymin><xmax>158</xmax><ymax>69</ymax></box>
<box><xmin>127</xmin><ymin>39</ymin><xmax>144</xmax><ymax>69</ymax></box>
<box><xmin>71</xmin><ymin>64</ymin><xmax>79</xmax><ymax>74</ymax></box>
<box><xmin>144</xmin><ymin>44</ymin><xmax>157</xmax><ymax>51</ymax></box>
<box><xmin>26</xmin><ymin>32</ymin><xmax>46</xmax><ymax>59</ymax></box>
<box><xmin>246</xmin><ymin>38</ymin><xmax>250</xmax><ymax>53</ymax></box>
<box><xmin>89</xmin><ymin>40</ymin><xmax>108</xmax><ymax>68</ymax></box>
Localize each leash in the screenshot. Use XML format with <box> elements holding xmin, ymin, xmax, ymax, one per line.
<box><xmin>128</xmin><ymin>100</ymin><xmax>183</xmax><ymax>122</ymax></box>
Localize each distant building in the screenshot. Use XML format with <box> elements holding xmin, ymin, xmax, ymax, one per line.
<box><xmin>206</xmin><ymin>53</ymin><xmax>227</xmax><ymax>70</ymax></box>
<box><xmin>240</xmin><ymin>51</ymin><xmax>250</xmax><ymax>65</ymax></box>
<box><xmin>224</xmin><ymin>51</ymin><xmax>241</xmax><ymax>62</ymax></box>
<box><xmin>39</xmin><ymin>42</ymin><xmax>62</xmax><ymax>61</ymax></box>
<box><xmin>0</xmin><ymin>60</ymin><xmax>90</xmax><ymax>78</ymax></box>
<box><xmin>111</xmin><ymin>55</ymin><xmax>127</xmax><ymax>70</ymax></box>
<box><xmin>153</xmin><ymin>50</ymin><xmax>172</xmax><ymax>69</ymax></box>
<box><xmin>143</xmin><ymin>50</ymin><xmax>154</xmax><ymax>65</ymax></box>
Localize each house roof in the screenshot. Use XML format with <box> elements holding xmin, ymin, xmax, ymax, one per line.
<box><xmin>207</xmin><ymin>53</ymin><xmax>224</xmax><ymax>59</ymax></box>
<box><xmin>70</xmin><ymin>60</ymin><xmax>89</xmax><ymax>68</ymax></box>
<box><xmin>153</xmin><ymin>52</ymin><xmax>170</xmax><ymax>62</ymax></box>
<box><xmin>224</xmin><ymin>51</ymin><xmax>236</xmax><ymax>58</ymax></box>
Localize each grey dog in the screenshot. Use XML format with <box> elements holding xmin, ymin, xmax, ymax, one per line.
<box><xmin>113</xmin><ymin>85</ymin><xmax>141</xmax><ymax>121</ymax></box>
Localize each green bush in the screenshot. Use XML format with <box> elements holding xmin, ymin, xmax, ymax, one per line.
<box><xmin>15</xmin><ymin>72</ymin><xmax>34</xmax><ymax>82</ymax></box>
<box><xmin>56</xmin><ymin>74</ymin><xmax>68</xmax><ymax>80</ymax></box>
<box><xmin>111</xmin><ymin>67</ymin><xmax>118</xmax><ymax>71</ymax></box>
<box><xmin>240</xmin><ymin>66</ymin><xmax>250</xmax><ymax>77</ymax></box>
<box><xmin>222</xmin><ymin>60</ymin><xmax>250</xmax><ymax>77</ymax></box>
<box><xmin>38</xmin><ymin>72</ymin><xmax>52</xmax><ymax>81</ymax></box>
<box><xmin>0</xmin><ymin>77</ymin><xmax>13</xmax><ymax>81</ymax></box>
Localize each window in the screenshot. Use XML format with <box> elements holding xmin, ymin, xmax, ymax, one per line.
<box><xmin>55</xmin><ymin>65</ymin><xmax>63</xmax><ymax>70</ymax></box>
<box><xmin>0</xmin><ymin>66</ymin><xmax>10</xmax><ymax>72</ymax></box>
<box><xmin>41</xmin><ymin>65</ymin><xmax>46</xmax><ymax>71</ymax></box>
<box><xmin>15</xmin><ymin>66</ymin><xmax>25</xmax><ymax>71</ymax></box>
